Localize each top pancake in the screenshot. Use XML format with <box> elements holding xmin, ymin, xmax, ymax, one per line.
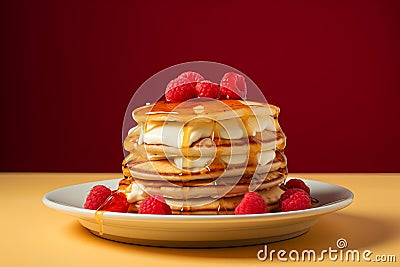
<box><xmin>133</xmin><ymin>99</ymin><xmax>279</xmax><ymax>123</ymax></box>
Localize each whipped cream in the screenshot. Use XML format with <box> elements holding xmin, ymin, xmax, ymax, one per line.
<box><xmin>221</xmin><ymin>150</ymin><xmax>275</xmax><ymax>166</ymax></box>
<box><xmin>125</xmin><ymin>183</ymin><xmax>148</xmax><ymax>203</ymax></box>
<box><xmin>216</xmin><ymin>118</ymin><xmax>246</xmax><ymax>139</ymax></box>
<box><xmin>174</xmin><ymin>156</ymin><xmax>214</xmax><ymax>170</ymax></box>
<box><xmin>246</xmin><ymin>116</ymin><xmax>275</xmax><ymax>136</ymax></box>
<box><xmin>172</xmin><ymin>150</ymin><xmax>276</xmax><ymax>170</ymax></box>
<box><xmin>143</xmin><ymin>119</ymin><xmax>213</xmax><ymax>148</ymax></box>
<box><xmin>141</xmin><ymin>115</ymin><xmax>274</xmax><ymax>148</ymax></box>
<box><xmin>256</xmin><ymin>150</ymin><xmax>276</xmax><ymax>166</ymax></box>
<box><xmin>220</xmin><ymin>154</ymin><xmax>248</xmax><ymax>165</ymax></box>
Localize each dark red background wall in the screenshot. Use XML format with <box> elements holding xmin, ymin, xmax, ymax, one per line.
<box><xmin>1</xmin><ymin>0</ymin><xmax>399</xmax><ymax>172</ymax></box>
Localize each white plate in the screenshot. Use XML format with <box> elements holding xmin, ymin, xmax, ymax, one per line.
<box><xmin>42</xmin><ymin>177</ymin><xmax>353</xmax><ymax>247</ymax></box>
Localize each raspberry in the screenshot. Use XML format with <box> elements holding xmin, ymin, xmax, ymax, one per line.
<box><xmin>102</xmin><ymin>192</ymin><xmax>130</xmax><ymax>212</ymax></box>
<box><xmin>280</xmin><ymin>189</ymin><xmax>311</xmax><ymax>212</ymax></box>
<box><xmin>139</xmin><ymin>195</ymin><xmax>172</xmax><ymax>215</ymax></box>
<box><xmin>84</xmin><ymin>185</ymin><xmax>112</xmax><ymax>210</ymax></box>
<box><xmin>285</xmin><ymin>179</ymin><xmax>310</xmax><ymax>195</ymax></box>
<box><xmin>195</xmin><ymin>81</ymin><xmax>220</xmax><ymax>98</ymax></box>
<box><xmin>178</xmin><ymin>71</ymin><xmax>204</xmax><ymax>83</ymax></box>
<box><xmin>220</xmin><ymin>72</ymin><xmax>247</xmax><ymax>99</ymax></box>
<box><xmin>165</xmin><ymin>77</ymin><xmax>196</xmax><ymax>102</ymax></box>
<box><xmin>279</xmin><ymin>188</ymin><xmax>304</xmax><ymax>206</ymax></box>
<box><xmin>235</xmin><ymin>192</ymin><xmax>269</xmax><ymax>215</ymax></box>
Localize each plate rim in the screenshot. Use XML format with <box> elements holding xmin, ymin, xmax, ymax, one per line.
<box><xmin>42</xmin><ymin>176</ymin><xmax>354</xmax><ymax>222</ymax></box>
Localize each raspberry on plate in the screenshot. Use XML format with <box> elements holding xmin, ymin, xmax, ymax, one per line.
<box><xmin>279</xmin><ymin>188</ymin><xmax>304</xmax><ymax>207</ymax></box>
<box><xmin>139</xmin><ymin>195</ymin><xmax>172</xmax><ymax>215</ymax></box>
<box><xmin>285</xmin><ymin>179</ymin><xmax>310</xmax><ymax>195</ymax></box>
<box><xmin>235</xmin><ymin>192</ymin><xmax>269</xmax><ymax>215</ymax></box>
<box><xmin>195</xmin><ymin>81</ymin><xmax>220</xmax><ymax>98</ymax></box>
<box><xmin>102</xmin><ymin>192</ymin><xmax>130</xmax><ymax>212</ymax></box>
<box><xmin>178</xmin><ymin>71</ymin><xmax>204</xmax><ymax>83</ymax></box>
<box><xmin>220</xmin><ymin>72</ymin><xmax>247</xmax><ymax>99</ymax></box>
<box><xmin>280</xmin><ymin>189</ymin><xmax>311</xmax><ymax>212</ymax></box>
<box><xmin>165</xmin><ymin>77</ymin><xmax>196</xmax><ymax>102</ymax></box>
<box><xmin>84</xmin><ymin>185</ymin><xmax>112</xmax><ymax>210</ymax></box>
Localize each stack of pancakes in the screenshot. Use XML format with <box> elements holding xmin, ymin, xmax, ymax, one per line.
<box><xmin>121</xmin><ymin>98</ymin><xmax>287</xmax><ymax>214</ymax></box>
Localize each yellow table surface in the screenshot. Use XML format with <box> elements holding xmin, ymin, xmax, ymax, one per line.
<box><xmin>1</xmin><ymin>173</ymin><xmax>399</xmax><ymax>266</ymax></box>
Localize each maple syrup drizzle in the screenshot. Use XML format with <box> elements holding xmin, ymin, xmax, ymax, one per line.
<box><xmin>181</xmin><ymin>123</ymin><xmax>191</xmax><ymax>169</ymax></box>
<box><xmin>93</xmin><ymin>190</ymin><xmax>122</xmax><ymax>236</ymax></box>
<box><xmin>94</xmin><ymin>210</ymin><xmax>105</xmax><ymax>236</ymax></box>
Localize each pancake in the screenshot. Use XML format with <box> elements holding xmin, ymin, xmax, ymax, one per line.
<box><xmin>124</xmin><ymin>130</ymin><xmax>286</xmax><ymax>160</ymax></box>
<box><xmin>166</xmin><ymin>186</ymin><xmax>284</xmax><ymax>210</ymax></box>
<box><xmin>126</xmin><ymin>186</ymin><xmax>285</xmax><ymax>215</ymax></box>
<box><xmin>126</xmin><ymin>151</ymin><xmax>287</xmax><ymax>181</ymax></box>
<box><xmin>132</xmin><ymin>171</ymin><xmax>286</xmax><ymax>199</ymax></box>
<box><xmin>133</xmin><ymin>99</ymin><xmax>279</xmax><ymax>123</ymax></box>
<box><xmin>130</xmin><ymin>167</ymin><xmax>287</xmax><ymax>187</ymax></box>
<box><xmin>120</xmin><ymin>167</ymin><xmax>287</xmax><ymax>190</ymax></box>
